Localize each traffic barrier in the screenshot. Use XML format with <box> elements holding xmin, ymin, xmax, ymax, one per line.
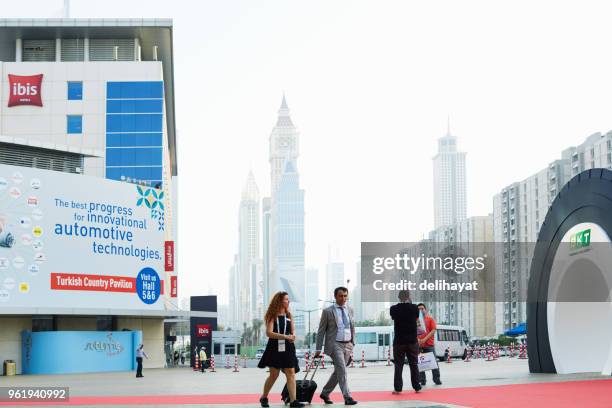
<box><xmin>194</xmin><ymin>354</ymin><xmax>200</xmax><ymax>371</ymax></box>
<box><xmin>304</xmin><ymin>351</ymin><xmax>310</xmax><ymax>373</ymax></box>
<box><xmin>486</xmin><ymin>346</ymin><xmax>493</xmax><ymax>362</ymax></box>
<box><xmin>233</xmin><ymin>353</ymin><xmax>239</xmax><ymax>372</ymax></box>
<box><xmin>445</xmin><ymin>347</ymin><xmax>452</xmax><ymax>363</ymax></box>
<box><xmin>210</xmin><ymin>355</ymin><xmax>216</xmax><ymax>372</ymax></box>
<box><xmin>386</xmin><ymin>347</ymin><xmax>392</xmax><ymax>366</ymax></box>
<box><xmin>464</xmin><ymin>347</ymin><xmax>472</xmax><ymax>362</ymax></box>
<box><xmin>350</xmin><ymin>352</ymin><xmax>355</xmax><ymax>368</ymax></box>
<box><xmin>360</xmin><ymin>350</ymin><xmax>366</xmax><ymax>368</ymax></box>
<box><xmin>243</xmin><ymin>355</ymin><xmax>247</xmax><ymax>368</ymax></box>
<box><xmin>518</xmin><ymin>344</ymin><xmax>528</xmax><ymax>359</ymax></box>
<box><xmin>226</xmin><ymin>355</ymin><xmax>231</xmax><ymax>369</ymax></box>
<box><xmin>321</xmin><ymin>353</ymin><xmax>326</xmax><ymax>369</ymax></box>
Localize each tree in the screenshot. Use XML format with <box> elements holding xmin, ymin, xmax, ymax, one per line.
<box><xmin>375</xmin><ymin>311</ymin><xmax>391</xmax><ymax>326</ymax></box>
<box><xmin>252</xmin><ymin>318</ymin><xmax>263</xmax><ymax>346</ymax></box>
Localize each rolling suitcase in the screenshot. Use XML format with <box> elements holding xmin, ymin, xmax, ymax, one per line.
<box><xmin>281</xmin><ymin>356</ymin><xmax>321</xmax><ymax>404</ymax></box>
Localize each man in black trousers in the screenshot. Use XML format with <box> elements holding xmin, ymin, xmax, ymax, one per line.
<box><xmin>389</xmin><ymin>290</ymin><xmax>421</xmax><ymax>394</ymax></box>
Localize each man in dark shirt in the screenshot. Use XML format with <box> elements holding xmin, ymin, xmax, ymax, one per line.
<box><xmin>389</xmin><ymin>290</ymin><xmax>421</xmax><ymax>394</ymax></box>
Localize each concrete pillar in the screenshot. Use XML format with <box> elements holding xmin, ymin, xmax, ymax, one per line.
<box><xmin>15</xmin><ymin>38</ymin><xmax>22</xmax><ymax>61</ymax></box>
<box><xmin>83</xmin><ymin>38</ymin><xmax>89</xmax><ymax>61</ymax></box>
<box><xmin>56</xmin><ymin>38</ymin><xmax>62</xmax><ymax>61</ymax></box>
<box><xmin>134</xmin><ymin>37</ymin><xmax>140</xmax><ymax>61</ymax></box>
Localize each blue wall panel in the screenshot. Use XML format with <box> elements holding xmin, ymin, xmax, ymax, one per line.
<box><xmin>107</xmin><ymin>99</ymin><xmax>163</xmax><ymax>114</ymax></box>
<box><xmin>106</xmin><ymin>114</ymin><xmax>163</xmax><ymax>133</ymax></box>
<box><xmin>22</xmin><ymin>330</ymin><xmax>142</xmax><ymax>375</ymax></box>
<box><xmin>107</xmin><ymin>82</ymin><xmax>163</xmax><ymax>99</ymax></box>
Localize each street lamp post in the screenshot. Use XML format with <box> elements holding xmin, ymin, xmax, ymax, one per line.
<box><xmin>296</xmin><ymin>308</ymin><xmax>319</xmax><ymax>350</ymax></box>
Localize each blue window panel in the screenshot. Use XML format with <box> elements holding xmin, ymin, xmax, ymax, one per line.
<box><xmin>105</xmin><ymin>168</ymin><xmax>123</xmax><ymax>181</ymax></box>
<box><xmin>106</xmin><ymin>133</ymin><xmax>163</xmax><ymax>147</ymax></box>
<box><xmin>133</xmin><ymin>167</ymin><xmax>152</xmax><ymax>181</ymax></box>
<box><xmin>105</xmin><ymin>167</ymin><xmax>138</xmax><ymax>180</ymax></box>
<box><xmin>106</xmin><ymin>148</ymin><xmax>162</xmax><ymax>167</ymax></box>
<box><xmin>106</xmin><ymin>149</ymin><xmax>134</xmax><ymax>167</ymax></box>
<box><xmin>67</xmin><ymin>115</ymin><xmax>83</xmax><ymax>134</ymax></box>
<box><xmin>106</xmin><ymin>99</ymin><xmax>163</xmax><ymax>113</ymax></box>
<box><xmin>67</xmin><ymin>81</ymin><xmax>83</xmax><ymax>100</ymax></box>
<box><xmin>106</xmin><ymin>82</ymin><xmax>163</xmax><ymax>99</ymax></box>
<box><xmin>106</xmin><ymin>114</ymin><xmax>162</xmax><ymax>133</ymax></box>
<box><xmin>134</xmin><ymin>166</ymin><xmax>162</xmax><ymax>181</ymax></box>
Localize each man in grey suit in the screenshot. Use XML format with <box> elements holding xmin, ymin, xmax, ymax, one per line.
<box><xmin>314</xmin><ymin>287</ymin><xmax>358</xmax><ymax>405</ymax></box>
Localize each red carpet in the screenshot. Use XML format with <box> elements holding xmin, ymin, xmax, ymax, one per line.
<box><xmin>2</xmin><ymin>379</ymin><xmax>611</xmax><ymax>407</ymax></box>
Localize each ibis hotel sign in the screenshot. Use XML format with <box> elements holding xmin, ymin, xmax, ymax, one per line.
<box><xmin>8</xmin><ymin>74</ymin><xmax>43</xmax><ymax>107</ymax></box>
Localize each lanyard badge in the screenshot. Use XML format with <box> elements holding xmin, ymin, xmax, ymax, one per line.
<box><xmin>277</xmin><ymin>316</ymin><xmax>288</xmax><ymax>352</ymax></box>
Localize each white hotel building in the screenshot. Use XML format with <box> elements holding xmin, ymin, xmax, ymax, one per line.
<box><xmin>0</xmin><ymin>19</ymin><xmax>212</xmax><ymax>375</ymax></box>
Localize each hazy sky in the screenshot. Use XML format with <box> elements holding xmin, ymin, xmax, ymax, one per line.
<box><xmin>6</xmin><ymin>0</ymin><xmax>612</xmax><ymax>305</ymax></box>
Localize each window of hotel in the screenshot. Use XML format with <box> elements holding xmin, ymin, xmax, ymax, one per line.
<box><xmin>67</xmin><ymin>115</ymin><xmax>83</xmax><ymax>134</ymax></box>
<box><xmin>67</xmin><ymin>81</ymin><xmax>83</xmax><ymax>100</ymax></box>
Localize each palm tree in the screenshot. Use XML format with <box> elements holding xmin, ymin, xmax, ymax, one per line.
<box><xmin>252</xmin><ymin>318</ymin><xmax>263</xmax><ymax>345</ymax></box>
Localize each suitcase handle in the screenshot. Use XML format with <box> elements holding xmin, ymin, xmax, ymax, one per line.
<box><xmin>305</xmin><ymin>355</ymin><xmax>322</xmax><ymax>381</ymax></box>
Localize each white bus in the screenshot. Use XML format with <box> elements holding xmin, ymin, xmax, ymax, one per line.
<box><xmin>433</xmin><ymin>325</ymin><xmax>469</xmax><ymax>361</ymax></box>
<box><xmin>353</xmin><ymin>326</ymin><xmax>393</xmax><ymax>361</ymax></box>
<box><xmin>353</xmin><ymin>325</ymin><xmax>469</xmax><ymax>361</ymax></box>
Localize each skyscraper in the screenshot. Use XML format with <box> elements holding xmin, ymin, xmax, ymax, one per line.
<box><xmin>238</xmin><ymin>171</ymin><xmax>260</xmax><ymax>326</ymax></box>
<box><xmin>262</xmin><ymin>197</ymin><xmax>272</xmax><ymax>303</ymax></box>
<box><xmin>272</xmin><ymin>159</ymin><xmax>305</xmax><ymax>331</ymax></box>
<box><xmin>304</xmin><ymin>267</ymin><xmax>320</xmax><ymax>335</ymax></box>
<box><xmin>267</xmin><ymin>95</ymin><xmax>305</xmax><ymax>334</ymax></box>
<box><xmin>326</xmin><ymin>244</ymin><xmax>345</xmax><ymax>296</ymax></box>
<box><xmin>433</xmin><ymin>122</ymin><xmax>467</xmax><ymax>229</ymax></box>
<box><xmin>426</xmin><ymin>216</ymin><xmax>495</xmax><ymax>336</ymax></box>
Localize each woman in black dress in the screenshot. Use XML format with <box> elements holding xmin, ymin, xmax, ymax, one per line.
<box><xmin>258</xmin><ymin>291</ymin><xmax>303</xmax><ymax>408</ymax></box>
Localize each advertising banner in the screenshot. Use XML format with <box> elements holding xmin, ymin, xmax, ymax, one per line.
<box><xmin>165</xmin><ymin>240</ymin><xmax>174</xmax><ymax>271</ymax></box>
<box><xmin>0</xmin><ymin>164</ymin><xmax>165</xmax><ymax>309</ymax></box>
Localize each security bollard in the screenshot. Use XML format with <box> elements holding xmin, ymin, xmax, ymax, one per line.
<box><xmin>233</xmin><ymin>353</ymin><xmax>239</xmax><ymax>372</ymax></box>
<box><xmin>194</xmin><ymin>354</ymin><xmax>200</xmax><ymax>371</ymax></box>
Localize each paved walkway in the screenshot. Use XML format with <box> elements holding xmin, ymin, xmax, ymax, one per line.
<box><xmin>0</xmin><ymin>358</ymin><xmax>609</xmax><ymax>407</ymax></box>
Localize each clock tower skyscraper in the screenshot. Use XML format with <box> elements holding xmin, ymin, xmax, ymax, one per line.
<box><xmin>263</xmin><ymin>95</ymin><xmax>306</xmax><ymax>334</ymax></box>
<box><xmin>269</xmin><ymin>95</ymin><xmax>299</xmax><ymax>194</ymax></box>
